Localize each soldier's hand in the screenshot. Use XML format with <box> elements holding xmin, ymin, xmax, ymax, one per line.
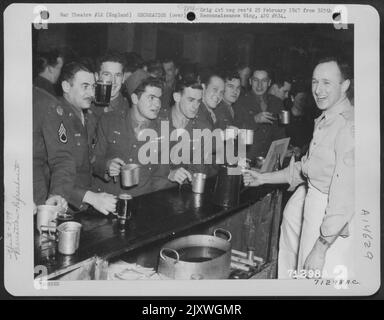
<box><xmin>45</xmin><ymin>195</ymin><xmax>68</xmax><ymax>211</ymax></box>
<box><xmin>241</xmin><ymin>169</ymin><xmax>264</xmax><ymax>187</ymax></box>
<box><xmin>168</xmin><ymin>168</ymin><xmax>192</xmax><ymax>185</ymax></box>
<box><xmin>254</xmin><ymin>112</ymin><xmax>275</xmax><ymax>124</ymax></box>
<box><xmin>106</xmin><ymin>158</ymin><xmax>126</xmax><ymax>177</ymax></box>
<box><xmin>84</xmin><ymin>191</ymin><xmax>117</xmax><ymax>215</ymax></box>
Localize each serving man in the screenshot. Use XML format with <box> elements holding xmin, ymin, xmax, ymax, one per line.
<box><xmin>159</xmin><ymin>78</ymin><xmax>213</xmax><ymax>184</ymax></box>
<box><xmin>242</xmin><ymin>57</ymin><xmax>355</xmax><ymax>279</ymax></box>
<box><xmin>234</xmin><ymin>67</ymin><xmax>286</xmax><ymax>159</ymax></box>
<box><xmin>92</xmin><ymin>52</ymin><xmax>130</xmax><ymax>119</ymax></box>
<box><xmin>92</xmin><ymin>77</ymin><xmax>171</xmax><ymax>196</ymax></box>
<box><xmin>58</xmin><ymin>62</ymin><xmax>117</xmax><ymax>214</ymax></box>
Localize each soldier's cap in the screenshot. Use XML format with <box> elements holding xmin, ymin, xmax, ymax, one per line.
<box><xmin>125</xmin><ymin>69</ymin><xmax>150</xmax><ymax>96</ymax></box>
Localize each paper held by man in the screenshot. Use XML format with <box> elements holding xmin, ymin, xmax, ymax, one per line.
<box><xmin>2</xmin><ymin>3</ymin><xmax>380</xmax><ymax>297</ymax></box>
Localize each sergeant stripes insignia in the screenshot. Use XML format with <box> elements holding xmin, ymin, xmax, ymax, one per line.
<box><xmin>58</xmin><ymin>122</ymin><xmax>68</xmax><ymax>144</ymax></box>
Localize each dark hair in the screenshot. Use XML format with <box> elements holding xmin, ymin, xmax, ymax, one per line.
<box><xmin>175</xmin><ymin>78</ymin><xmax>203</xmax><ymax>94</ymax></box>
<box><xmin>124</xmin><ymin>52</ymin><xmax>145</xmax><ymax>73</ymax></box>
<box><xmin>35</xmin><ymin>49</ymin><xmax>63</xmax><ymax>74</ymax></box>
<box><xmin>147</xmin><ymin>60</ymin><xmax>164</xmax><ymax>77</ymax></box>
<box><xmin>272</xmin><ymin>72</ymin><xmax>292</xmax><ymax>88</ymax></box>
<box><xmin>316</xmin><ymin>57</ymin><xmax>353</xmax><ymax>80</ymax></box>
<box><xmin>162</xmin><ymin>58</ymin><xmax>178</xmax><ymax>68</ymax></box>
<box><xmin>60</xmin><ymin>62</ymin><xmax>93</xmax><ymax>84</ymax></box>
<box><xmin>133</xmin><ymin>77</ymin><xmax>163</xmax><ymax>98</ymax></box>
<box><xmin>222</xmin><ymin>70</ymin><xmax>241</xmax><ymax>82</ymax></box>
<box><xmin>96</xmin><ymin>51</ymin><xmax>125</xmax><ymax>73</ymax></box>
<box><xmin>251</xmin><ymin>66</ymin><xmax>272</xmax><ymax>79</ymax></box>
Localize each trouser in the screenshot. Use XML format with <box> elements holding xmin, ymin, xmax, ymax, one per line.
<box><xmin>278</xmin><ymin>184</ymin><xmax>355</xmax><ymax>279</ymax></box>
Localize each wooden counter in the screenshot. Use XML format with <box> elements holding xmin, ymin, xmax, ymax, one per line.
<box><xmin>34</xmin><ymin>178</ymin><xmax>284</xmax><ymax>280</ymax></box>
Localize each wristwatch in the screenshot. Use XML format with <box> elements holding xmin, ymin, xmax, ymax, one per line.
<box><xmin>318</xmin><ymin>236</ymin><xmax>331</xmax><ymax>248</ymax></box>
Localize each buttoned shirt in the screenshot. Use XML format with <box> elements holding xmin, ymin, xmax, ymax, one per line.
<box><xmin>91</xmin><ymin>93</ymin><xmax>130</xmax><ymax>121</ymax></box>
<box><xmin>92</xmin><ymin>108</ymin><xmax>171</xmax><ymax>196</ymax></box>
<box><xmin>284</xmin><ymin>98</ymin><xmax>355</xmax><ymax>238</ymax></box>
<box><xmin>58</xmin><ymin>97</ymin><xmax>98</xmax><ymax>209</ymax></box>
<box><xmin>213</xmin><ymin>100</ymin><xmax>235</xmax><ymax>130</ymax></box>
<box><xmin>158</xmin><ymin>107</ymin><xmax>215</xmax><ymax>176</ymax></box>
<box><xmin>33</xmin><ymin>86</ymin><xmax>76</xmax><ymax>205</ymax></box>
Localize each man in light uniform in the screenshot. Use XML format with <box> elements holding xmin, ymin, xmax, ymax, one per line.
<box><xmin>242</xmin><ymin>57</ymin><xmax>355</xmax><ymax>279</ymax></box>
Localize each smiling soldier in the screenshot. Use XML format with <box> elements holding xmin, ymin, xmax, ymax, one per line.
<box><xmin>92</xmin><ymin>77</ymin><xmax>172</xmax><ymax>196</ymax></box>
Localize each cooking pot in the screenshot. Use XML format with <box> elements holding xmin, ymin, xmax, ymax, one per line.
<box><xmin>157</xmin><ymin>228</ymin><xmax>232</xmax><ymax>280</ymax></box>
<box><xmin>212</xmin><ymin>164</ymin><xmax>243</xmax><ymax>208</ymax></box>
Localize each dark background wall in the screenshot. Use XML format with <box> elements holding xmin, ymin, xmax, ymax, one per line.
<box><xmin>33</xmin><ymin>23</ymin><xmax>353</xmax><ymax>78</ymax></box>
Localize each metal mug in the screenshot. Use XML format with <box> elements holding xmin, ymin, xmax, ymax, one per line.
<box><xmin>191</xmin><ymin>173</ymin><xmax>207</xmax><ymax>194</ymax></box>
<box><xmin>121</xmin><ymin>164</ymin><xmax>140</xmax><ymax>187</ymax></box>
<box><xmin>239</xmin><ymin>129</ymin><xmax>254</xmax><ymax>145</ymax></box>
<box><xmin>95</xmin><ymin>80</ymin><xmax>112</xmax><ymax>105</ymax></box>
<box><xmin>255</xmin><ymin>156</ymin><xmax>265</xmax><ymax>169</ymax></box>
<box><xmin>278</xmin><ymin>110</ymin><xmax>290</xmax><ymax>124</ymax></box>
<box><xmin>36</xmin><ymin>205</ymin><xmax>64</xmax><ymax>234</ymax></box>
<box><xmin>57</xmin><ymin>221</ymin><xmax>82</xmax><ymax>255</ymax></box>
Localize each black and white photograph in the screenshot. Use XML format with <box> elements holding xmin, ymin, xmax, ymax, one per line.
<box><xmin>3</xmin><ymin>3</ymin><xmax>381</xmax><ymax>297</ymax></box>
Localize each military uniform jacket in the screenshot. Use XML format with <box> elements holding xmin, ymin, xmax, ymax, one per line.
<box><xmin>33</xmin><ymin>86</ymin><xmax>76</xmax><ymax>205</ymax></box>
<box><xmin>92</xmin><ymin>108</ymin><xmax>171</xmax><ymax>197</ymax></box>
<box><xmin>234</xmin><ymin>92</ymin><xmax>286</xmax><ymax>158</ymax></box>
<box><xmin>58</xmin><ymin>97</ymin><xmax>98</xmax><ymax>209</ymax></box>
<box><xmin>90</xmin><ymin>92</ymin><xmax>130</xmax><ymax>121</ymax></box>
<box><xmin>213</xmin><ymin>100</ymin><xmax>235</xmax><ymax>130</ymax></box>
<box><xmin>158</xmin><ymin>107</ymin><xmax>217</xmax><ymax>177</ymax></box>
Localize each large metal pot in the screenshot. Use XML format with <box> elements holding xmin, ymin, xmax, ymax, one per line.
<box><xmin>157</xmin><ymin>229</ymin><xmax>232</xmax><ymax>280</ymax></box>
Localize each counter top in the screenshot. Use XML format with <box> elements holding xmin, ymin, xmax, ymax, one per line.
<box><xmin>35</xmin><ymin>178</ymin><xmax>279</xmax><ymax>278</ymax></box>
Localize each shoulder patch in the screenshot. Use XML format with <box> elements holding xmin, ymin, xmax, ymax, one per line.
<box><xmin>58</xmin><ymin>122</ymin><xmax>68</xmax><ymax>144</ymax></box>
<box><xmin>56</xmin><ymin>106</ymin><xmax>63</xmax><ymax>116</ymax></box>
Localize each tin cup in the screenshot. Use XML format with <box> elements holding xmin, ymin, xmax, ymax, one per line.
<box><xmin>255</xmin><ymin>156</ymin><xmax>265</xmax><ymax>169</ymax></box>
<box><xmin>36</xmin><ymin>205</ymin><xmax>64</xmax><ymax>234</ymax></box>
<box><xmin>95</xmin><ymin>80</ymin><xmax>112</xmax><ymax>105</ymax></box>
<box><xmin>239</xmin><ymin>129</ymin><xmax>254</xmax><ymax>145</ymax></box>
<box><xmin>57</xmin><ymin>222</ymin><xmax>82</xmax><ymax>255</ymax></box>
<box><xmin>278</xmin><ymin>110</ymin><xmax>290</xmax><ymax>125</ymax></box>
<box><xmin>191</xmin><ymin>173</ymin><xmax>207</xmax><ymax>194</ymax></box>
<box><xmin>121</xmin><ymin>164</ymin><xmax>140</xmax><ymax>187</ymax></box>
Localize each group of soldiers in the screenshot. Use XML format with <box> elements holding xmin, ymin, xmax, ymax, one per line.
<box><xmin>33</xmin><ymin>50</ymin><xmax>290</xmax><ymax>215</ymax></box>
<box><xmin>34</xmin><ymin>48</ymin><xmax>356</xmax><ymax>279</ymax></box>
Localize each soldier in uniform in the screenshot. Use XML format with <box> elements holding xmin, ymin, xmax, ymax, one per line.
<box><xmin>92</xmin><ymin>77</ymin><xmax>172</xmax><ymax>197</ymax></box>
<box><xmin>234</xmin><ymin>67</ymin><xmax>286</xmax><ymax>160</ymax></box>
<box><xmin>213</xmin><ymin>70</ymin><xmax>241</xmax><ymax>130</ymax></box>
<box><xmin>33</xmin><ymin>85</ymin><xmax>74</xmax><ymax>209</ymax></box>
<box><xmin>91</xmin><ymin>52</ymin><xmax>130</xmax><ymax>120</ymax></box>
<box><xmin>33</xmin><ymin>49</ymin><xmax>64</xmax><ymax>96</ymax></box>
<box><xmin>159</xmin><ymin>78</ymin><xmax>215</xmax><ymax>184</ymax></box>
<box><xmin>243</xmin><ymin>58</ymin><xmax>355</xmax><ymax>279</ymax></box>
<box><xmin>196</xmin><ymin>73</ymin><xmax>225</xmax><ymax>128</ymax></box>
<box><xmin>58</xmin><ymin>62</ymin><xmax>117</xmax><ymax>215</ymax></box>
